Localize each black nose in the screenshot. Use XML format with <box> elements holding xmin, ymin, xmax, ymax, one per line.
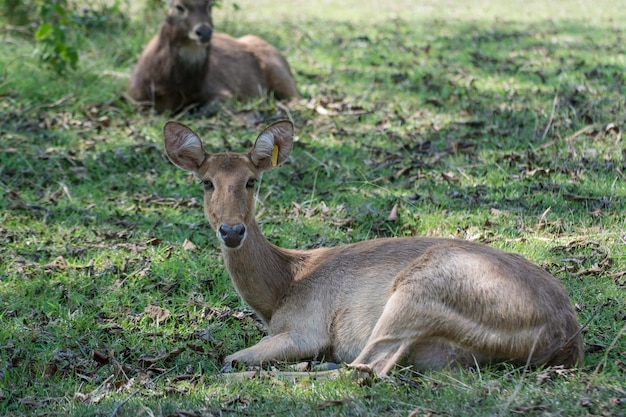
<box><xmin>219</xmin><ymin>223</ymin><xmax>246</xmax><ymax>248</ymax></box>
<box><xmin>196</xmin><ymin>24</ymin><xmax>212</xmax><ymax>43</ymax></box>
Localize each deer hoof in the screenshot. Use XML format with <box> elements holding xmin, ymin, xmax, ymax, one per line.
<box><xmin>221</xmin><ymin>359</ymin><xmax>237</xmax><ymax>373</ymax></box>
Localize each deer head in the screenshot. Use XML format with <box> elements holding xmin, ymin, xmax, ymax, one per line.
<box><xmin>164</xmin><ymin>0</ymin><xmax>214</xmax><ymax>46</ymax></box>
<box><xmin>163</xmin><ymin>121</ymin><xmax>294</xmax><ymax>249</ymax></box>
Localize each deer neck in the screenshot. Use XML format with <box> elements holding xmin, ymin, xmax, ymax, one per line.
<box><xmin>156</xmin><ymin>26</ymin><xmax>209</xmax><ymax>78</ymax></box>
<box><xmin>220</xmin><ymin>221</ymin><xmax>304</xmax><ymax>324</ymax></box>
<box><xmin>175</xmin><ymin>43</ymin><xmax>209</xmax><ymax>69</ymax></box>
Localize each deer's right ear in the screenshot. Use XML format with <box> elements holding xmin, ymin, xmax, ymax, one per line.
<box><xmin>250</xmin><ymin>120</ymin><xmax>294</xmax><ymax>172</ymax></box>
<box><xmin>163</xmin><ymin>121</ymin><xmax>206</xmax><ymax>175</ymax></box>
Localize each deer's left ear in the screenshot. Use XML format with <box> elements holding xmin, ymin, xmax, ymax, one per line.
<box><xmin>163</xmin><ymin>121</ymin><xmax>207</xmax><ymax>175</ymax></box>
<box><xmin>250</xmin><ymin>120</ymin><xmax>294</xmax><ymax>172</ymax></box>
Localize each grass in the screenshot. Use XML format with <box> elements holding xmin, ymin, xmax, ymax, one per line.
<box><xmin>1</xmin><ymin>0</ymin><xmax>625</xmax><ymax>415</ymax></box>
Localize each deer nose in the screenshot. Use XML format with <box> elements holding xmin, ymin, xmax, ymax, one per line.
<box><xmin>195</xmin><ymin>24</ymin><xmax>212</xmax><ymax>43</ymax></box>
<box><xmin>218</xmin><ymin>223</ymin><xmax>246</xmax><ymax>248</ymax></box>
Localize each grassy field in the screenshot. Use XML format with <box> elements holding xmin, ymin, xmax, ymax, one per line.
<box><xmin>1</xmin><ymin>0</ymin><xmax>625</xmax><ymax>415</ymax></box>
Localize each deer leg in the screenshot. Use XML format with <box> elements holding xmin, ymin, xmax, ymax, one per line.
<box><xmin>222</xmin><ymin>332</ymin><xmax>326</xmax><ymax>372</ymax></box>
<box><xmin>349</xmin><ymin>336</ymin><xmax>412</xmax><ymax>377</ymax></box>
<box><xmin>348</xmin><ymin>291</ymin><xmax>418</xmax><ymax>376</ymax></box>
<box><xmin>348</xmin><ymin>290</ymin><xmax>448</xmax><ymax>376</ymax></box>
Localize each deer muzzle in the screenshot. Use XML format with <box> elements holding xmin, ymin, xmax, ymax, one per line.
<box><xmin>218</xmin><ymin>223</ymin><xmax>246</xmax><ymax>248</ymax></box>
<box><xmin>190</xmin><ymin>23</ymin><xmax>213</xmax><ymax>44</ymax></box>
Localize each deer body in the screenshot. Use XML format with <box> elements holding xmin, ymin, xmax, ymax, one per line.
<box><xmin>128</xmin><ymin>0</ymin><xmax>298</xmax><ymax>113</ymax></box>
<box><xmin>163</xmin><ymin>121</ymin><xmax>584</xmax><ymax>376</ymax></box>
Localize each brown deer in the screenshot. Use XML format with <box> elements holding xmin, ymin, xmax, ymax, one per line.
<box><xmin>163</xmin><ymin>120</ymin><xmax>584</xmax><ymax>376</ymax></box>
<box><xmin>128</xmin><ymin>0</ymin><xmax>298</xmax><ymax>114</ymax></box>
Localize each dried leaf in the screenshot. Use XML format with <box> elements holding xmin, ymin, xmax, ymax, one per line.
<box><xmin>490</xmin><ymin>208</ymin><xmax>510</xmax><ymax>216</ymax></box>
<box><xmin>183</xmin><ymin>239</ymin><xmax>197</xmax><ymax>251</ymax></box>
<box><xmin>316</xmin><ymin>399</ymin><xmax>349</xmax><ymax>409</ymax></box>
<box><xmin>232</xmin><ymin>310</ymin><xmax>253</xmax><ymax>320</ymax></box>
<box><xmin>604</xmin><ymin>122</ymin><xmax>619</xmax><ymax>135</ymax></box>
<box><xmin>74</xmin><ymin>374</ymin><xmax>114</xmax><ymax>404</ymax></box>
<box><xmin>441</xmin><ymin>171</ymin><xmax>459</xmax><ymax>183</ymax></box>
<box><xmin>585</xmin><ymin>343</ymin><xmax>606</xmax><ymax>354</ymax></box>
<box><xmin>144</xmin><ymin>304</ymin><xmax>171</xmax><ymax>324</ymax></box>
<box><xmin>167</xmin><ymin>410</ymin><xmax>201</xmax><ymax>417</ymax></box>
<box><xmin>139</xmin><ymin>346</ymin><xmax>185</xmax><ymax>365</ymax></box>
<box><xmin>113</xmin><ymin>378</ymin><xmax>130</xmax><ymax>390</ymax></box>
<box><xmin>44</xmin><ymin>256</ymin><xmax>68</xmax><ymax>271</ymax></box>
<box><xmin>45</xmin><ymin>362</ymin><xmax>58</xmax><ymax>377</ymax></box>
<box><xmin>575</xmin><ymin>263</ymin><xmax>606</xmax><ymax>277</ymax></box>
<box><xmin>535</xmin><ymin>365</ymin><xmax>577</xmax><ymax>384</ymax></box>
<box><xmin>196</xmin><ymin>328</ymin><xmax>218</xmax><ymax>343</ymax></box>
<box><xmin>186</xmin><ymin>343</ymin><xmax>207</xmax><ymax>354</ymax></box>
<box><xmin>512</xmin><ymin>404</ymin><xmax>551</xmax><ymax>413</ymax></box>
<box><xmin>97</xmin><ymin>116</ymin><xmax>111</xmax><ymax>127</ymax></box>
<box><xmin>92</xmin><ymin>351</ymin><xmax>110</xmax><ymax>366</ymax></box>
<box><xmin>394</xmin><ymin>165</ymin><xmax>413</xmax><ymax>178</ymax></box>
<box><xmin>580</xmin><ymin>398</ymin><xmax>593</xmax><ymax>408</ymax></box>
<box><xmin>146</xmin><ymin>238</ymin><xmax>163</xmax><ymax>246</ymax></box>
<box><xmin>387</xmin><ymin>204</ymin><xmax>398</xmax><ymax>221</ymax></box>
<box><xmin>525</xmin><ymin>167</ymin><xmax>550</xmax><ymax>177</ymax></box>
<box><xmin>20</xmin><ymin>397</ymin><xmax>42</xmax><ymax>407</ymax></box>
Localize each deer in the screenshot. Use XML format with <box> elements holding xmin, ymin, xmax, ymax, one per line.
<box><xmin>162</xmin><ymin>120</ymin><xmax>584</xmax><ymax>377</ymax></box>
<box><xmin>128</xmin><ymin>0</ymin><xmax>298</xmax><ymax>114</ymax></box>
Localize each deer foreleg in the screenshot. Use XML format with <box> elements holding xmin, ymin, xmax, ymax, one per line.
<box><xmin>222</xmin><ymin>332</ymin><xmax>326</xmax><ymax>372</ymax></box>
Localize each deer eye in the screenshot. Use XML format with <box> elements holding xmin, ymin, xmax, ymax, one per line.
<box><xmin>203</xmin><ymin>179</ymin><xmax>214</xmax><ymax>190</ymax></box>
<box><xmin>175</xmin><ymin>3</ymin><xmax>185</xmax><ymax>13</ymax></box>
<box><xmin>246</xmin><ymin>178</ymin><xmax>256</xmax><ymax>189</ymax></box>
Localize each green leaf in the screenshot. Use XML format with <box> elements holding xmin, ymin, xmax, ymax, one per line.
<box><xmin>61</xmin><ymin>46</ymin><xmax>79</xmax><ymax>69</ymax></box>
<box><xmin>35</xmin><ymin>23</ymin><xmax>53</xmax><ymax>41</ymax></box>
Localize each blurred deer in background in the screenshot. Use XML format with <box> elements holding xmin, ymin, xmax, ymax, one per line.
<box><xmin>128</xmin><ymin>0</ymin><xmax>298</xmax><ymax>114</ymax></box>
<box><xmin>163</xmin><ymin>120</ymin><xmax>583</xmax><ymax>376</ymax></box>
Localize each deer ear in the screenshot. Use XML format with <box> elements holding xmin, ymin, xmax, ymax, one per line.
<box><xmin>250</xmin><ymin>120</ymin><xmax>294</xmax><ymax>172</ymax></box>
<box><xmin>163</xmin><ymin>121</ymin><xmax>206</xmax><ymax>175</ymax></box>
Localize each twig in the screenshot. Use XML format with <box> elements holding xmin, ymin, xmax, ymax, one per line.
<box><xmin>275</xmin><ymin>100</ymin><xmax>294</xmax><ymax>125</ymax></box>
<box><xmin>303</xmin><ymin>150</ymin><xmax>331</xmax><ymax>178</ymax></box>
<box><xmin>585</xmin><ymin>316</ymin><xmax>625</xmax><ymax>393</ymax></box>
<box><xmin>536</xmin><ymin>124</ymin><xmax>595</xmax><ymax>151</ymax></box>
<box><xmin>109</xmin><ymin>365</ymin><xmax>180</xmax><ymax>417</ymax></box>
<box><xmin>37</xmin><ymin>93</ymin><xmax>75</xmax><ymax>110</ymax></box>
<box><xmin>540</xmin><ymin>91</ymin><xmax>559</xmax><ymax>142</ymax></box>
<box><xmin>500</xmin><ymin>301</ymin><xmax>604</xmax><ymax>414</ymax></box>
<box><xmin>217</xmin><ymin>368</ymin><xmax>344</xmax><ymax>381</ymax></box>
<box><xmin>407</xmin><ymin>404</ymin><xmax>447</xmax><ymax>417</ymax></box>
<box><xmin>498</xmin><ymin>329</ymin><xmax>542</xmax><ymax>415</ymax></box>
<box><xmin>315</xmin><ymin>106</ymin><xmax>374</xmax><ymax>116</ymax></box>
<box><xmin>565</xmin><ymin>301</ymin><xmax>605</xmax><ymax>349</ymax></box>
<box><xmin>401</xmin><ymin>368</ymin><xmax>471</xmax><ymax>392</ymax></box>
<box><xmin>109</xmin><ymin>387</ymin><xmax>142</xmax><ymax>417</ymax></box>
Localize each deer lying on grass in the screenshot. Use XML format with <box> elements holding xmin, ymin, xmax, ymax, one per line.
<box><xmin>163</xmin><ymin>120</ymin><xmax>584</xmax><ymax>376</ymax></box>
<box><xmin>128</xmin><ymin>0</ymin><xmax>298</xmax><ymax>114</ymax></box>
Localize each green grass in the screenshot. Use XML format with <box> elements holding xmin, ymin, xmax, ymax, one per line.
<box><xmin>1</xmin><ymin>0</ymin><xmax>625</xmax><ymax>415</ymax></box>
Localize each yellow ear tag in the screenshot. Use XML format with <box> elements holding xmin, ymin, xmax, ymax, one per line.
<box><xmin>271</xmin><ymin>145</ymin><xmax>279</xmax><ymax>167</ymax></box>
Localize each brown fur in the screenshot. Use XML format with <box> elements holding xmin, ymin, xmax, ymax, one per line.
<box><xmin>128</xmin><ymin>0</ymin><xmax>298</xmax><ymax>113</ymax></box>
<box><xmin>163</xmin><ymin>120</ymin><xmax>584</xmax><ymax>376</ymax></box>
